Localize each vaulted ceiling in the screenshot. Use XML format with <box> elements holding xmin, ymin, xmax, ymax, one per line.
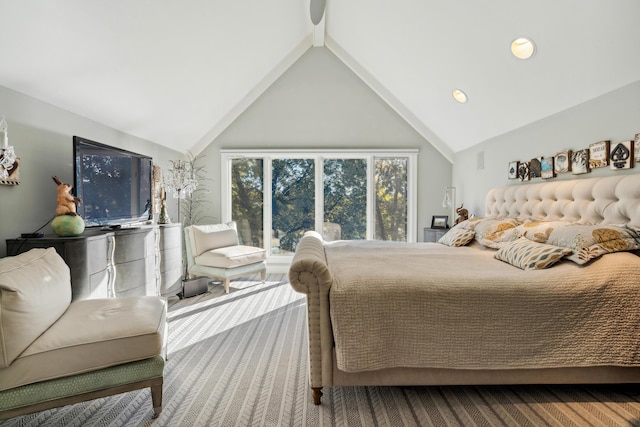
<box><xmin>1</xmin><ymin>1</ymin><xmax>639</xmax><ymax>160</ymax></box>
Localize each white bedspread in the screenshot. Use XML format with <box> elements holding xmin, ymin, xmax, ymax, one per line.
<box><xmin>325</xmin><ymin>240</ymin><xmax>640</xmax><ymax>373</ymax></box>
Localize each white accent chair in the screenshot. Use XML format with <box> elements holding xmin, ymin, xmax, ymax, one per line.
<box><xmin>184</xmin><ymin>222</ymin><xmax>267</xmax><ymax>293</ymax></box>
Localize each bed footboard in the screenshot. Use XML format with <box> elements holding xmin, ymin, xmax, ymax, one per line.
<box><xmin>288</xmin><ymin>231</ymin><xmax>334</xmax><ymax>404</ymax></box>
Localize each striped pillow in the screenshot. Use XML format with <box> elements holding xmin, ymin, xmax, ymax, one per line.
<box><xmin>494</xmin><ymin>238</ymin><xmax>572</xmax><ymax>270</ymax></box>
<box><xmin>438</xmin><ymin>228</ymin><xmax>475</xmax><ymax>247</ymax></box>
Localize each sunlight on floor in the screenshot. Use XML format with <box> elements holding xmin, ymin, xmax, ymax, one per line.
<box><xmin>165</xmin><ymin>275</ymin><xmax>305</xmax><ymax>355</ymax></box>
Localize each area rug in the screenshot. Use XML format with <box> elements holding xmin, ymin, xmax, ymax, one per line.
<box><xmin>1</xmin><ymin>274</ymin><xmax>639</xmax><ymax>426</ymax></box>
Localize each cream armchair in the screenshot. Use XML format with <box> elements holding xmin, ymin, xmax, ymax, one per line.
<box><xmin>0</xmin><ymin>248</ymin><xmax>165</xmax><ymax>420</ymax></box>
<box><xmin>184</xmin><ymin>222</ymin><xmax>267</xmax><ymax>293</ymax></box>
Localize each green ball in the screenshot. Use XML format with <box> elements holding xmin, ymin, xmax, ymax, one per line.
<box><xmin>52</xmin><ymin>215</ymin><xmax>85</xmax><ymax>237</ymax></box>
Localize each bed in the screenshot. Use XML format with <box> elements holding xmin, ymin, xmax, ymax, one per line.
<box><xmin>288</xmin><ymin>174</ymin><xmax>640</xmax><ymax>405</ymax></box>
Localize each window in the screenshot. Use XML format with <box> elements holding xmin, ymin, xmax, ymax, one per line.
<box><xmin>222</xmin><ymin>150</ymin><xmax>417</xmax><ymax>260</ymax></box>
<box><xmin>324</xmin><ymin>158</ymin><xmax>367</xmax><ymax>241</ymax></box>
<box><xmin>375</xmin><ymin>158</ymin><xmax>408</xmax><ymax>241</ymax></box>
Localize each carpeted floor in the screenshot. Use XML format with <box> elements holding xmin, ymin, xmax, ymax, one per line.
<box><xmin>2</xmin><ymin>274</ymin><xmax>640</xmax><ymax>426</ymax></box>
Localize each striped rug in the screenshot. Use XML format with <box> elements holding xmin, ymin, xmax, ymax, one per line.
<box><xmin>2</xmin><ymin>274</ymin><xmax>640</xmax><ymax>426</ymax></box>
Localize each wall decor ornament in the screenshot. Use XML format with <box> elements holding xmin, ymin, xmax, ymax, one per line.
<box><xmin>589</xmin><ymin>140</ymin><xmax>610</xmax><ymax>169</ymax></box>
<box><xmin>541</xmin><ymin>157</ymin><xmax>555</xmax><ymax>179</ymax></box>
<box><xmin>554</xmin><ymin>150</ymin><xmax>571</xmax><ymax>174</ymax></box>
<box><xmin>571</xmin><ymin>149</ymin><xmax>590</xmax><ymax>175</ymax></box>
<box><xmin>0</xmin><ymin>115</ymin><xmax>19</xmax><ymax>185</ymax></box>
<box><xmin>634</xmin><ymin>133</ymin><xmax>640</xmax><ymax>164</ymax></box>
<box><xmin>508</xmin><ymin>161</ymin><xmax>519</xmax><ymax>179</ymax></box>
<box><xmin>610</xmin><ymin>140</ymin><xmax>634</xmax><ymax>170</ymax></box>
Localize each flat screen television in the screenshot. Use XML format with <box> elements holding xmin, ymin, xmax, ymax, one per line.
<box><xmin>73</xmin><ymin>136</ymin><xmax>153</xmax><ymax>227</ymax></box>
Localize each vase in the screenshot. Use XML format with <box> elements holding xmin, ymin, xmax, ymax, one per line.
<box><xmin>158</xmin><ymin>202</ymin><xmax>171</xmax><ymax>224</ymax></box>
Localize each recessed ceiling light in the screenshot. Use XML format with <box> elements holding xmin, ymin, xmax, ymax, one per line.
<box><xmin>511</xmin><ymin>37</ymin><xmax>536</xmax><ymax>59</ymax></box>
<box><xmin>452</xmin><ymin>89</ymin><xmax>468</xmax><ymax>104</ymax></box>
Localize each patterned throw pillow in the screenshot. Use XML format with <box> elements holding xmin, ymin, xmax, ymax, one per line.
<box><xmin>546</xmin><ymin>224</ymin><xmax>640</xmax><ymax>264</ymax></box>
<box><xmin>474</xmin><ymin>217</ymin><xmax>522</xmax><ymax>248</ymax></box>
<box><xmin>438</xmin><ymin>228</ymin><xmax>475</xmax><ymax>247</ymax></box>
<box><xmin>494</xmin><ymin>238</ymin><xmax>572</xmax><ymax>270</ymax></box>
<box><xmin>517</xmin><ymin>220</ymin><xmax>571</xmax><ymax>243</ymax></box>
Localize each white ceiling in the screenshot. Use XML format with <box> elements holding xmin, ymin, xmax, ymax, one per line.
<box><xmin>1</xmin><ymin>1</ymin><xmax>639</xmax><ymax>158</ymax></box>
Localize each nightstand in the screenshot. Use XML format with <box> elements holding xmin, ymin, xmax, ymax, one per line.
<box><xmin>423</xmin><ymin>228</ymin><xmax>448</xmax><ymax>242</ymax></box>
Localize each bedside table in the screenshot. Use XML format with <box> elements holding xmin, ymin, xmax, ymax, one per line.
<box><xmin>423</xmin><ymin>228</ymin><xmax>448</xmax><ymax>242</ymax></box>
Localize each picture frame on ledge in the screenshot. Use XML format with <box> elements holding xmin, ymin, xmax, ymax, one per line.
<box><xmin>571</xmin><ymin>149</ymin><xmax>590</xmax><ymax>175</ymax></box>
<box><xmin>431</xmin><ymin>215</ymin><xmax>448</xmax><ymax>229</ymax></box>
<box><xmin>610</xmin><ymin>140</ymin><xmax>634</xmax><ymax>170</ymax></box>
<box><xmin>541</xmin><ymin>157</ymin><xmax>555</xmax><ymax>179</ymax></box>
<box><xmin>589</xmin><ymin>140</ymin><xmax>610</xmax><ymax>169</ymax></box>
<box><xmin>554</xmin><ymin>150</ymin><xmax>571</xmax><ymax>174</ymax></box>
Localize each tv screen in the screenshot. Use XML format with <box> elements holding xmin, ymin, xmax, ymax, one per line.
<box><xmin>73</xmin><ymin>136</ymin><xmax>153</xmax><ymax>227</ymax></box>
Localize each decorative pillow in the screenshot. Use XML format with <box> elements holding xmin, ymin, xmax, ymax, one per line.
<box><xmin>451</xmin><ymin>217</ymin><xmax>484</xmax><ymax>231</ymax></box>
<box><xmin>516</xmin><ymin>220</ymin><xmax>572</xmax><ymax>243</ymax></box>
<box><xmin>0</xmin><ymin>248</ymin><xmax>71</xmax><ymax>368</ymax></box>
<box><xmin>473</xmin><ymin>217</ymin><xmax>522</xmax><ymax>248</ymax></box>
<box><xmin>494</xmin><ymin>238</ymin><xmax>572</xmax><ymax>270</ymax></box>
<box><xmin>546</xmin><ymin>224</ymin><xmax>640</xmax><ymax>264</ymax></box>
<box><xmin>438</xmin><ymin>228</ymin><xmax>475</xmax><ymax>247</ymax></box>
<box><xmin>191</xmin><ymin>223</ymin><xmax>240</xmax><ymax>256</ymax></box>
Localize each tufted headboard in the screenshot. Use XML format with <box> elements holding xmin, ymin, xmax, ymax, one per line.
<box><xmin>485</xmin><ymin>174</ymin><xmax>640</xmax><ymax>227</ymax></box>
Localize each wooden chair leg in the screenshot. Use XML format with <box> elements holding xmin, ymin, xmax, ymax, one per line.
<box><xmin>311</xmin><ymin>387</ymin><xmax>323</xmax><ymax>405</ymax></box>
<box><xmin>151</xmin><ymin>384</ymin><xmax>163</xmax><ymax>418</ymax></box>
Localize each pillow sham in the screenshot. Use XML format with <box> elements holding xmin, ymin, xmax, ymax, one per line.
<box><xmin>473</xmin><ymin>217</ymin><xmax>522</xmax><ymax>248</ymax></box>
<box><xmin>546</xmin><ymin>224</ymin><xmax>640</xmax><ymax>264</ymax></box>
<box><xmin>438</xmin><ymin>228</ymin><xmax>475</xmax><ymax>247</ymax></box>
<box><xmin>517</xmin><ymin>220</ymin><xmax>572</xmax><ymax>243</ymax></box>
<box><xmin>494</xmin><ymin>238</ymin><xmax>572</xmax><ymax>270</ymax></box>
<box><xmin>450</xmin><ymin>217</ymin><xmax>484</xmax><ymax>231</ymax></box>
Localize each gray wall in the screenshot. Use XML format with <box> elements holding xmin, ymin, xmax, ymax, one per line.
<box><xmin>198</xmin><ymin>47</ymin><xmax>453</xmax><ymax>239</ymax></box>
<box><xmin>453</xmin><ymin>80</ymin><xmax>640</xmax><ymax>217</ymax></box>
<box><xmin>0</xmin><ymin>85</ymin><xmax>182</xmax><ymax>257</ymax></box>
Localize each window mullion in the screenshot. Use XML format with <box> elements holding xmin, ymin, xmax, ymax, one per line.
<box><xmin>315</xmin><ymin>155</ymin><xmax>324</xmax><ymax>236</ymax></box>
<box><xmin>366</xmin><ymin>155</ymin><xmax>375</xmax><ymax>240</ymax></box>
<box><xmin>263</xmin><ymin>157</ymin><xmax>273</xmax><ymax>255</ymax></box>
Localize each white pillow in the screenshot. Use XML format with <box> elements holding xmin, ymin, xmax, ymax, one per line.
<box><xmin>0</xmin><ymin>248</ymin><xmax>71</xmax><ymax>367</ymax></box>
<box><xmin>191</xmin><ymin>223</ymin><xmax>240</xmax><ymax>256</ymax></box>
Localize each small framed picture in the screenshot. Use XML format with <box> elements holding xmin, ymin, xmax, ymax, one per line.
<box><xmin>610</xmin><ymin>140</ymin><xmax>634</xmax><ymax>170</ymax></box>
<box><xmin>431</xmin><ymin>215</ymin><xmax>448</xmax><ymax>229</ymax></box>
<box><xmin>634</xmin><ymin>133</ymin><xmax>640</xmax><ymax>164</ymax></box>
<box><xmin>529</xmin><ymin>157</ymin><xmax>542</xmax><ymax>178</ymax></box>
<box><xmin>508</xmin><ymin>161</ymin><xmax>519</xmax><ymax>179</ymax></box>
<box><xmin>571</xmin><ymin>149</ymin><xmax>590</xmax><ymax>175</ymax></box>
<box><xmin>517</xmin><ymin>162</ymin><xmax>530</xmax><ymax>181</ymax></box>
<box><xmin>589</xmin><ymin>140</ymin><xmax>610</xmax><ymax>169</ymax></box>
<box><xmin>554</xmin><ymin>150</ymin><xmax>571</xmax><ymax>174</ymax></box>
<box><xmin>541</xmin><ymin>157</ymin><xmax>555</xmax><ymax>179</ymax></box>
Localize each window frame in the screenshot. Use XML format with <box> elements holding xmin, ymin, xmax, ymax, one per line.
<box><xmin>221</xmin><ymin>149</ymin><xmax>418</xmax><ymax>265</ymax></box>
